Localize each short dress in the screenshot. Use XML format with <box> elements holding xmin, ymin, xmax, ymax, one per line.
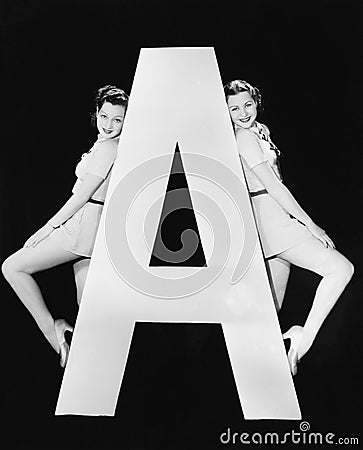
<box><xmin>51</xmin><ymin>134</ymin><xmax>119</xmax><ymax>257</ymax></box>
<box><xmin>238</xmin><ymin>122</ymin><xmax>311</xmax><ymax>259</ymax></box>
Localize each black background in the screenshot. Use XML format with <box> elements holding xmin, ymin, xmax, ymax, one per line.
<box><xmin>2</xmin><ymin>0</ymin><xmax>362</xmax><ymax>449</ymax></box>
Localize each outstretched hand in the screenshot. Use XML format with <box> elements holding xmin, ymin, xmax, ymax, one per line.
<box><xmin>24</xmin><ymin>224</ymin><xmax>55</xmax><ymax>248</ymax></box>
<box><xmin>306</xmin><ymin>221</ymin><xmax>335</xmax><ymax>249</ymax></box>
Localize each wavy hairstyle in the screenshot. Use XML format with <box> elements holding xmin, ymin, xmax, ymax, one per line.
<box><xmin>91</xmin><ymin>85</ymin><xmax>129</xmax><ymax>125</ymax></box>
<box><xmin>223</xmin><ymin>79</ymin><xmax>263</xmax><ymax>110</ymax></box>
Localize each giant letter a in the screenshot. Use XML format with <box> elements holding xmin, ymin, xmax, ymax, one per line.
<box><xmin>56</xmin><ymin>48</ymin><xmax>301</xmax><ymax>420</ymax></box>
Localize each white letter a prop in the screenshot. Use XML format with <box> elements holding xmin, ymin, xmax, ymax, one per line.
<box><xmin>56</xmin><ymin>48</ymin><xmax>301</xmax><ymax>420</ymax></box>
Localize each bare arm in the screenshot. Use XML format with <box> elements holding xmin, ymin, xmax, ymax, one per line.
<box><xmin>47</xmin><ymin>173</ymin><xmax>104</xmax><ymax>227</ymax></box>
<box><xmin>236</xmin><ymin>129</ymin><xmax>335</xmax><ymax>248</ymax></box>
<box><xmin>24</xmin><ymin>173</ymin><xmax>104</xmax><ymax>248</ymax></box>
<box><xmin>24</xmin><ymin>139</ymin><xmax>118</xmax><ymax>248</ymax></box>
<box><xmin>252</xmin><ymin>162</ymin><xmax>312</xmax><ymax>225</ymax></box>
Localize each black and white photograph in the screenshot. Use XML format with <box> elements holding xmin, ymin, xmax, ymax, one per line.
<box><xmin>2</xmin><ymin>1</ymin><xmax>361</xmax><ymax>449</ymax></box>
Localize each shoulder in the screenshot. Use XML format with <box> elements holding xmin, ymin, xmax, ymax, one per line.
<box><xmin>235</xmin><ymin>127</ymin><xmax>268</xmax><ymax>167</ymax></box>
<box><xmin>235</xmin><ymin>128</ymin><xmax>260</xmax><ymax>147</ymax></box>
<box><xmin>96</xmin><ymin>138</ymin><xmax>119</xmax><ymax>152</ymax></box>
<box><xmin>94</xmin><ymin>139</ymin><xmax>118</xmax><ymax>158</ymax></box>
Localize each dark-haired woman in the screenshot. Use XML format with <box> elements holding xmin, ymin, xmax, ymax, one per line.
<box><xmin>224</xmin><ymin>80</ymin><xmax>353</xmax><ymax>375</ymax></box>
<box><xmin>2</xmin><ymin>85</ymin><xmax>128</xmax><ymax>367</ymax></box>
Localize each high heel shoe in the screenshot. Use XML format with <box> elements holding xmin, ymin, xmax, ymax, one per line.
<box><xmin>55</xmin><ymin>319</ymin><xmax>73</xmax><ymax>368</ymax></box>
<box><xmin>283</xmin><ymin>325</ymin><xmax>303</xmax><ymax>376</ymax></box>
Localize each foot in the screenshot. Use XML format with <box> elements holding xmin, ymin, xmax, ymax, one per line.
<box><xmin>283</xmin><ymin>325</ymin><xmax>303</xmax><ymax>376</ymax></box>
<box><xmin>54</xmin><ymin>319</ymin><xmax>73</xmax><ymax>368</ymax></box>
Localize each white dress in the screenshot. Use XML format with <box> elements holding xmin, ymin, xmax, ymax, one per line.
<box><xmin>239</xmin><ymin>122</ymin><xmax>311</xmax><ymax>258</ymax></box>
<box><xmin>51</xmin><ymin>134</ymin><xmax>119</xmax><ymax>257</ymax></box>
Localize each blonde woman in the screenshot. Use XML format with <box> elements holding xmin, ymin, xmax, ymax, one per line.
<box><xmin>224</xmin><ymin>79</ymin><xmax>353</xmax><ymax>375</ymax></box>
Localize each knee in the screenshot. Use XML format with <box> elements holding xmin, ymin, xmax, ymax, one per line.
<box><xmin>2</xmin><ymin>255</ymin><xmax>17</xmax><ymax>282</ymax></box>
<box><xmin>336</xmin><ymin>258</ymin><xmax>354</xmax><ymax>285</ymax></box>
<box><xmin>1</xmin><ymin>252</ymin><xmax>30</xmax><ymax>282</ymax></box>
<box><xmin>345</xmin><ymin>260</ymin><xmax>354</xmax><ymax>282</ymax></box>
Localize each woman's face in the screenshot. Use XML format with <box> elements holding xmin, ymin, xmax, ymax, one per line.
<box><xmin>96</xmin><ymin>101</ymin><xmax>126</xmax><ymax>139</ymax></box>
<box><xmin>227</xmin><ymin>91</ymin><xmax>257</xmax><ymax>129</ymax></box>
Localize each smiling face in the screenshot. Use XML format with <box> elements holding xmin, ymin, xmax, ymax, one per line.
<box><xmin>227</xmin><ymin>91</ymin><xmax>258</xmax><ymax>130</ymax></box>
<box><xmin>96</xmin><ymin>101</ymin><xmax>126</xmax><ymax>139</ymax></box>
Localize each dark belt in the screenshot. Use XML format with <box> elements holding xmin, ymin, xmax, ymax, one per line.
<box><xmin>88</xmin><ymin>198</ymin><xmax>105</xmax><ymax>205</ymax></box>
<box><xmin>250</xmin><ymin>189</ymin><xmax>268</xmax><ymax>197</ymax></box>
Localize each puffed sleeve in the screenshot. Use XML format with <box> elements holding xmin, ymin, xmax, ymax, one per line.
<box><xmin>87</xmin><ymin>140</ymin><xmax>118</xmax><ymax>179</ymax></box>
<box><xmin>235</xmin><ymin>129</ymin><xmax>267</xmax><ymax>169</ymax></box>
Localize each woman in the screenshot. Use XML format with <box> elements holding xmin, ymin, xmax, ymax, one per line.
<box><xmin>2</xmin><ymin>85</ymin><xmax>128</xmax><ymax>368</ymax></box>
<box><xmin>224</xmin><ymin>80</ymin><xmax>353</xmax><ymax>375</ymax></box>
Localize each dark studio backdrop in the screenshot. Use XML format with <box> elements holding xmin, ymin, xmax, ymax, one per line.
<box><xmin>2</xmin><ymin>0</ymin><xmax>362</xmax><ymax>449</ymax></box>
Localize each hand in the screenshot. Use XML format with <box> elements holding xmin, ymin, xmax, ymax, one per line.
<box><xmin>24</xmin><ymin>224</ymin><xmax>55</xmax><ymax>248</ymax></box>
<box><xmin>305</xmin><ymin>221</ymin><xmax>335</xmax><ymax>249</ymax></box>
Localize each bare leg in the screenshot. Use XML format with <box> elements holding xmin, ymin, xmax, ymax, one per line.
<box><xmin>279</xmin><ymin>237</ymin><xmax>354</xmax><ymax>359</ymax></box>
<box><xmin>2</xmin><ymin>237</ymin><xmax>79</xmax><ymax>352</ymax></box>
<box><xmin>73</xmin><ymin>258</ymin><xmax>90</xmax><ymax>306</ymax></box>
<box><xmin>267</xmin><ymin>257</ymin><xmax>290</xmax><ymax>311</ymax></box>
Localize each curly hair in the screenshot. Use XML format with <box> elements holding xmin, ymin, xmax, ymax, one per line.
<box><xmin>91</xmin><ymin>85</ymin><xmax>129</xmax><ymax>125</ymax></box>
<box><xmin>223</xmin><ymin>79</ymin><xmax>263</xmax><ymax>110</ymax></box>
